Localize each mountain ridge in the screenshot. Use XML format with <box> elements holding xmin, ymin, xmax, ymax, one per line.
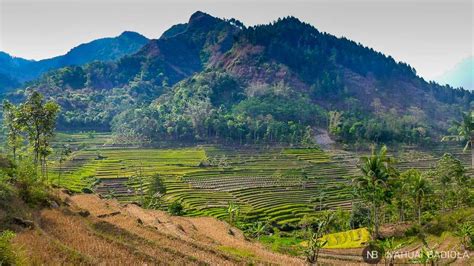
<box><xmin>0</xmin><ymin>31</ymin><xmax>149</xmax><ymax>91</ymax></box>
<box><xmin>8</xmin><ymin>11</ymin><xmax>473</xmax><ymax>144</ymax></box>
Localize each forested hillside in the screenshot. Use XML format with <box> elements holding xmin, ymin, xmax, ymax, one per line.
<box><xmin>0</xmin><ymin>31</ymin><xmax>148</xmax><ymax>91</ymax></box>
<box><xmin>11</xmin><ymin>11</ymin><xmax>473</xmax><ymax>145</ymax></box>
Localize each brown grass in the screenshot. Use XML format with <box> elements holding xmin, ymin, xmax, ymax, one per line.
<box><xmin>12</xmin><ymin>193</ymin><xmax>304</xmax><ymax>265</ymax></box>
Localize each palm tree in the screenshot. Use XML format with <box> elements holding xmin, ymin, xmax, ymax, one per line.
<box><xmin>353</xmin><ymin>145</ymin><xmax>395</xmax><ymax>238</ymax></box>
<box><xmin>442</xmin><ymin>111</ymin><xmax>473</xmax><ymax>169</ymax></box>
<box><xmin>405</xmin><ymin>169</ymin><xmax>432</xmax><ymax>225</ymax></box>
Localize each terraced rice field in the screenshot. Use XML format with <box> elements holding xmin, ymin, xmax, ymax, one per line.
<box><xmin>49</xmin><ymin>133</ymin><xmax>472</xmax><ymax>227</ymax></box>
<box><xmin>49</xmin><ymin>135</ymin><xmax>357</xmax><ymax>226</ymax></box>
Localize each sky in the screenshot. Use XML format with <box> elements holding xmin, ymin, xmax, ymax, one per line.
<box><xmin>0</xmin><ymin>0</ymin><xmax>472</xmax><ymax>81</ymax></box>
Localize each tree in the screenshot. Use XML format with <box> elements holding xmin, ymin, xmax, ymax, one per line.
<box><xmin>18</xmin><ymin>91</ymin><xmax>60</xmax><ymax>178</ymax></box>
<box><xmin>353</xmin><ymin>145</ymin><xmax>395</xmax><ymax>238</ymax></box>
<box><xmin>131</xmin><ymin>161</ymin><xmax>146</xmax><ymax>205</ymax></box>
<box><xmin>2</xmin><ymin>101</ymin><xmax>23</xmax><ymax>163</ymax></box>
<box><xmin>184</xmin><ymin>99</ymin><xmax>213</xmax><ymax>139</ymax></box>
<box><xmin>301</xmin><ymin>126</ymin><xmax>316</xmax><ymax>147</ymax></box>
<box><xmin>442</xmin><ymin>111</ymin><xmax>473</xmax><ymax>169</ymax></box>
<box><xmin>311</xmin><ymin>190</ymin><xmax>327</xmax><ymax>211</ymax></box>
<box><xmin>392</xmin><ymin>172</ymin><xmax>410</xmax><ymax>222</ymax></box>
<box><xmin>405</xmin><ymin>169</ymin><xmax>432</xmax><ymax>225</ymax></box>
<box><xmin>431</xmin><ymin>153</ymin><xmax>467</xmax><ymax>210</ymax></box>
<box><xmin>56</xmin><ymin>144</ymin><xmax>72</xmax><ymax>192</ymax></box>
<box><xmin>300</xmin><ymin>169</ymin><xmax>309</xmax><ymax>189</ymax></box>
<box><xmin>328</xmin><ymin>111</ymin><xmax>343</xmax><ymax>135</ymax></box>
<box><xmin>305</xmin><ymin>212</ymin><xmax>334</xmax><ymax>264</ymax></box>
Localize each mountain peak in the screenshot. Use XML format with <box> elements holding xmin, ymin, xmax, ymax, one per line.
<box><xmin>118</xmin><ymin>31</ymin><xmax>148</xmax><ymax>41</ymax></box>
<box><xmin>189</xmin><ymin>11</ymin><xmax>212</xmax><ymax>20</ymax></box>
<box><xmin>188</xmin><ymin>11</ymin><xmax>221</xmax><ymax>29</ymax></box>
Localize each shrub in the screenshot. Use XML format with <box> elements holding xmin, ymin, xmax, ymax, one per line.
<box><xmin>16</xmin><ymin>161</ymin><xmax>50</xmax><ymax>207</ymax></box>
<box><xmin>0</xmin><ymin>230</ymin><xmax>19</xmax><ymax>265</ymax></box>
<box><xmin>421</xmin><ymin>211</ymin><xmax>435</xmax><ymax>225</ymax></box>
<box><xmin>299</xmin><ymin>215</ymin><xmax>319</xmax><ymax>231</ymax></box>
<box><xmin>405</xmin><ymin>224</ymin><xmax>422</xmax><ymax>237</ymax></box>
<box><xmin>21</xmin><ymin>185</ymin><xmax>50</xmax><ymax>207</ymax></box>
<box><xmin>350</xmin><ymin>203</ymin><xmax>370</xmax><ymax>229</ymax></box>
<box><xmin>0</xmin><ymin>174</ymin><xmax>14</xmax><ymax>208</ymax></box>
<box><xmin>168</xmin><ymin>201</ymin><xmax>184</xmax><ymax>216</ymax></box>
<box><xmin>425</xmin><ymin>208</ymin><xmax>474</xmax><ymax>236</ymax></box>
<box><xmin>456</xmin><ymin>222</ymin><xmax>474</xmax><ymax>250</ymax></box>
<box><xmin>329</xmin><ymin>208</ymin><xmax>351</xmax><ymax>232</ymax></box>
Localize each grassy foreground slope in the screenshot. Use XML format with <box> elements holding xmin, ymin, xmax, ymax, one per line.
<box><xmin>6</xmin><ymin>189</ymin><xmax>470</xmax><ymax>265</ymax></box>
<box><xmin>9</xmin><ymin>191</ymin><xmax>304</xmax><ymax>265</ymax></box>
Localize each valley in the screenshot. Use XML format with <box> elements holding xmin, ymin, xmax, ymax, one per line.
<box><xmin>1</xmin><ymin>131</ymin><xmax>470</xmax><ymax>265</ymax></box>
<box><xmin>0</xmin><ymin>7</ymin><xmax>472</xmax><ymax>266</ymax></box>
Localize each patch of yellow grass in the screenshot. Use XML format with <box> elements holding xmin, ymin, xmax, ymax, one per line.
<box><xmin>218</xmin><ymin>246</ymin><xmax>256</xmax><ymax>259</ymax></box>
<box><xmin>321</xmin><ymin>228</ymin><xmax>370</xmax><ymax>249</ymax></box>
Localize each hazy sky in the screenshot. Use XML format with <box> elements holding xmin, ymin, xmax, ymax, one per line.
<box><xmin>0</xmin><ymin>0</ymin><xmax>472</xmax><ymax>80</ymax></box>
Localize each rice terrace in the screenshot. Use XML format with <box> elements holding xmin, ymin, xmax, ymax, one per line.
<box><xmin>50</xmin><ymin>133</ymin><xmax>471</xmax><ymax>226</ymax></box>
<box><xmin>0</xmin><ymin>0</ymin><xmax>473</xmax><ymax>265</ymax></box>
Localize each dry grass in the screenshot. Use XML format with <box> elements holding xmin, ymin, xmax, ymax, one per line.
<box><xmin>12</xmin><ymin>193</ymin><xmax>306</xmax><ymax>265</ymax></box>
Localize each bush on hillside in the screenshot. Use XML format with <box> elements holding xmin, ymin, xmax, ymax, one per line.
<box><xmin>15</xmin><ymin>161</ymin><xmax>50</xmax><ymax>207</ymax></box>
<box><xmin>425</xmin><ymin>208</ymin><xmax>474</xmax><ymax>236</ymax></box>
<box><xmin>168</xmin><ymin>201</ymin><xmax>184</xmax><ymax>216</ymax></box>
<box><xmin>0</xmin><ymin>173</ymin><xmax>15</xmax><ymax>209</ymax></box>
<box><xmin>0</xmin><ymin>230</ymin><xmax>20</xmax><ymax>265</ymax></box>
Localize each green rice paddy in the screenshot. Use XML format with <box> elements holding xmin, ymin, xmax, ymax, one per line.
<box><xmin>49</xmin><ymin>132</ymin><xmax>471</xmax><ymax>226</ymax></box>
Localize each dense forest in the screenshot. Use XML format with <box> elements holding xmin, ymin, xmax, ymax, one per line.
<box><xmin>5</xmin><ymin>11</ymin><xmax>473</xmax><ymax>146</ymax></box>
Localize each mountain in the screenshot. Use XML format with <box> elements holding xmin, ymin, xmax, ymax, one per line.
<box><xmin>0</xmin><ymin>73</ymin><xmax>20</xmax><ymax>94</ymax></box>
<box><xmin>435</xmin><ymin>56</ymin><xmax>473</xmax><ymax>91</ymax></box>
<box><xmin>0</xmin><ymin>31</ymin><xmax>149</xmax><ymax>89</ymax></box>
<box><xmin>13</xmin><ymin>11</ymin><xmax>473</xmax><ymax>144</ymax></box>
<box><xmin>0</xmin><ymin>52</ymin><xmax>32</xmax><ymax>90</ymax></box>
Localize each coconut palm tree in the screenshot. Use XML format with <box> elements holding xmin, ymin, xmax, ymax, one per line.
<box><xmin>405</xmin><ymin>169</ymin><xmax>432</xmax><ymax>225</ymax></box>
<box><xmin>443</xmin><ymin>111</ymin><xmax>473</xmax><ymax>169</ymax></box>
<box><xmin>353</xmin><ymin>145</ymin><xmax>396</xmax><ymax>238</ymax></box>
